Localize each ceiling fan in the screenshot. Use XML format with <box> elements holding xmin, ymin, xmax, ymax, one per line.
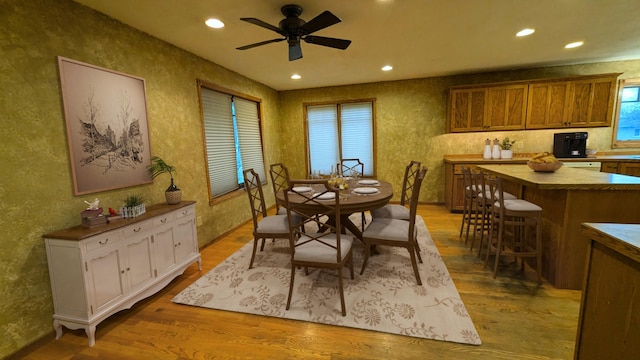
<box><xmin>236</xmin><ymin>4</ymin><xmax>352</xmax><ymax>61</ymax></box>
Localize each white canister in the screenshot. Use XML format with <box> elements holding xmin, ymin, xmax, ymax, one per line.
<box><xmin>483</xmin><ymin>139</ymin><xmax>492</xmax><ymax>159</ymax></box>
<box><xmin>492</xmin><ymin>138</ymin><xmax>501</xmax><ymax>159</ymax></box>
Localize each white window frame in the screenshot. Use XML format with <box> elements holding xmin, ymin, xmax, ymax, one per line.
<box><xmin>304</xmin><ymin>100</ymin><xmax>376</xmax><ymax>177</ymax></box>
<box><xmin>199</xmin><ymin>81</ymin><xmax>266</xmax><ymax>203</ymax></box>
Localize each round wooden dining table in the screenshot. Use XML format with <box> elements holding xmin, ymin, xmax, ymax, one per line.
<box><xmin>276</xmin><ymin>180</ymin><xmax>393</xmax><ymax>241</ymax></box>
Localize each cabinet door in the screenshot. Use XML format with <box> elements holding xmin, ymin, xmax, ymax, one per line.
<box><xmin>120</xmin><ymin>221</ymin><xmax>154</xmax><ymax>294</ymax></box>
<box><xmin>487</xmin><ymin>85</ymin><xmax>527</xmax><ymax>130</ymax></box>
<box><xmin>85</xmin><ymin>246</ymin><xmax>126</xmax><ymax>315</ymax></box>
<box><xmin>526</xmin><ymin>82</ymin><xmax>570</xmax><ymax>129</ymax></box>
<box><xmin>449</xmin><ymin>89</ymin><xmax>487</xmax><ymax>132</ymax></box>
<box><xmin>123</xmin><ymin>234</ymin><xmax>154</xmax><ymax>293</ymax></box>
<box><xmin>600</xmin><ymin>163</ymin><xmax>619</xmax><ymax>174</ymax></box>
<box><xmin>568</xmin><ymin>78</ymin><xmax>617</xmax><ymax>127</ymax></box>
<box><xmin>618</xmin><ymin>162</ymin><xmax>640</xmax><ymax>177</ymax></box>
<box><xmin>174</xmin><ymin>208</ymin><xmax>197</xmax><ymax>264</ymax></box>
<box><xmin>153</xmin><ymin>225</ymin><xmax>176</xmax><ymax>277</ymax></box>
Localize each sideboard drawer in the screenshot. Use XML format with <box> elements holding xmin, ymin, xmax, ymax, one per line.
<box><xmin>120</xmin><ymin>220</ymin><xmax>152</xmax><ymax>237</ymax></box>
<box><xmin>85</xmin><ymin>232</ymin><xmax>121</xmax><ymax>253</ymax></box>
<box><xmin>175</xmin><ymin>205</ymin><xmax>195</xmax><ymax>219</ymax></box>
<box><xmin>153</xmin><ymin>212</ymin><xmax>175</xmax><ymax>227</ymax></box>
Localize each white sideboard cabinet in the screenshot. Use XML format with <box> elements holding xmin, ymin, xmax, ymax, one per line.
<box><xmin>43</xmin><ymin>201</ymin><xmax>201</xmax><ymax>346</ymax></box>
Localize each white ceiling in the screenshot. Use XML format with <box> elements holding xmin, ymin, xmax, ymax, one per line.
<box><xmin>74</xmin><ymin>0</ymin><xmax>640</xmax><ymax>91</ymax></box>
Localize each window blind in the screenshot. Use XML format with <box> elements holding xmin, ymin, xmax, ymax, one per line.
<box><xmin>202</xmin><ymin>89</ymin><xmax>237</xmax><ymax>197</ymax></box>
<box><xmin>307</xmin><ymin>105</ymin><xmax>339</xmax><ymax>174</ymax></box>
<box><xmin>234</xmin><ymin>97</ymin><xmax>266</xmax><ymax>182</ymax></box>
<box><xmin>306</xmin><ymin>102</ymin><xmax>374</xmax><ymax>176</ymax></box>
<box><xmin>341</xmin><ymin>102</ymin><xmax>374</xmax><ymax>175</ymax></box>
<box><xmin>201</xmin><ymin>87</ymin><xmax>265</xmax><ymax>197</ymax></box>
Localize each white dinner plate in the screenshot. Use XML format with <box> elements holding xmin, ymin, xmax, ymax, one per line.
<box><xmin>291</xmin><ymin>186</ymin><xmax>313</xmax><ymax>193</ymax></box>
<box><xmin>313</xmin><ymin>192</ymin><xmax>336</xmax><ymax>200</ymax></box>
<box><xmin>353</xmin><ymin>187</ymin><xmax>379</xmax><ymax>194</ymax></box>
<box><xmin>358</xmin><ymin>179</ymin><xmax>379</xmax><ymax>185</ymax></box>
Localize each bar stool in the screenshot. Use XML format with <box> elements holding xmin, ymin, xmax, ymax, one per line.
<box><xmin>483</xmin><ymin>176</ymin><xmax>543</xmax><ymax>284</ymax></box>
<box><xmin>459</xmin><ymin>166</ymin><xmax>478</xmax><ymax>244</ymax></box>
<box><xmin>472</xmin><ymin>170</ymin><xmax>517</xmax><ymax>257</ymax></box>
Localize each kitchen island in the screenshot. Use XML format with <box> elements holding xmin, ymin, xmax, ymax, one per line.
<box><xmin>477</xmin><ymin>164</ymin><xmax>640</xmax><ymax>290</ymax></box>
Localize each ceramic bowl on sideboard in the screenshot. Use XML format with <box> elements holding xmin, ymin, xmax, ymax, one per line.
<box><xmin>527</xmin><ymin>161</ymin><xmax>563</xmax><ymax>172</ymax></box>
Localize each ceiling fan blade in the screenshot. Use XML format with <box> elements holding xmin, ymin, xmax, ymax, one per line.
<box><xmin>289</xmin><ymin>43</ymin><xmax>303</xmax><ymax>61</ymax></box>
<box><xmin>301</xmin><ymin>11</ymin><xmax>341</xmax><ymax>34</ymax></box>
<box><xmin>240</xmin><ymin>18</ymin><xmax>286</xmax><ymax>36</ymax></box>
<box><xmin>304</xmin><ymin>35</ymin><xmax>351</xmax><ymax>50</ymax></box>
<box><xmin>236</xmin><ymin>38</ymin><xmax>285</xmax><ymax>50</ymax></box>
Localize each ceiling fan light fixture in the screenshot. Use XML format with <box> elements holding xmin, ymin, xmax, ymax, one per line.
<box><xmin>291</xmin><ymin>74</ymin><xmax>301</xmax><ymax>80</ymax></box>
<box><xmin>205</xmin><ymin>18</ymin><xmax>225</xmax><ymax>29</ymax></box>
<box><xmin>565</xmin><ymin>41</ymin><xmax>584</xmax><ymax>49</ymax></box>
<box><xmin>381</xmin><ymin>65</ymin><xmax>393</xmax><ymax>71</ymax></box>
<box><xmin>516</xmin><ymin>28</ymin><xmax>535</xmax><ymax>37</ymax></box>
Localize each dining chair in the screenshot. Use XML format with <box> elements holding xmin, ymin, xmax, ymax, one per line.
<box><xmin>339</xmin><ymin>158</ymin><xmax>367</xmax><ymax>229</ymax></box>
<box><xmin>483</xmin><ymin>176</ymin><xmax>543</xmax><ymax>284</ymax></box>
<box><xmin>269</xmin><ymin>163</ymin><xmax>290</xmax><ymax>215</ymax></box>
<box><xmin>360</xmin><ymin>167</ymin><xmax>428</xmax><ymax>285</ymax></box>
<box><xmin>281</xmin><ymin>178</ymin><xmax>355</xmax><ymax>316</ymax></box>
<box><xmin>339</xmin><ymin>158</ymin><xmax>364</xmax><ymax>177</ymax></box>
<box><xmin>243</xmin><ymin>168</ymin><xmax>292</xmax><ymax>270</ymax></box>
<box><xmin>371</xmin><ymin>160</ymin><xmax>421</xmax><ymax>220</ymax></box>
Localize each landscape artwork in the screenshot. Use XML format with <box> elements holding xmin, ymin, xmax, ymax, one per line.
<box><xmin>58</xmin><ymin>57</ymin><xmax>152</xmax><ymax>195</ymax></box>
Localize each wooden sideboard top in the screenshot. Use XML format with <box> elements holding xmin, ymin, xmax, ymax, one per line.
<box><xmin>477</xmin><ymin>164</ymin><xmax>640</xmax><ymax>190</ymax></box>
<box><xmin>43</xmin><ymin>201</ymin><xmax>197</xmax><ymax>241</ymax></box>
<box><xmin>581</xmin><ymin>223</ymin><xmax>640</xmax><ymax>263</ymax></box>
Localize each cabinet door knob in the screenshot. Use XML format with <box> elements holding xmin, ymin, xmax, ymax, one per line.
<box><xmin>133</xmin><ymin>227</ymin><xmax>141</xmax><ymax>232</ymax></box>
<box><xmin>98</xmin><ymin>239</ymin><xmax>109</xmax><ymax>245</ymax></box>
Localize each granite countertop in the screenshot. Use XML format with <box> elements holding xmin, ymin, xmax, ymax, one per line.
<box><xmin>444</xmin><ymin>154</ymin><xmax>640</xmax><ymax>164</ymax></box>
<box><xmin>476</xmin><ymin>164</ymin><xmax>640</xmax><ymax>190</ymax></box>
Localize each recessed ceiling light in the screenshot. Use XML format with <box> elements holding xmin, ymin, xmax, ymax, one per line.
<box><xmin>291</xmin><ymin>74</ymin><xmax>301</xmax><ymax>80</ymax></box>
<box><xmin>205</xmin><ymin>18</ymin><xmax>224</xmax><ymax>29</ymax></box>
<box><xmin>381</xmin><ymin>65</ymin><xmax>393</xmax><ymax>71</ymax></box>
<box><xmin>565</xmin><ymin>41</ymin><xmax>584</xmax><ymax>49</ymax></box>
<box><xmin>516</xmin><ymin>28</ymin><xmax>535</xmax><ymax>37</ymax></box>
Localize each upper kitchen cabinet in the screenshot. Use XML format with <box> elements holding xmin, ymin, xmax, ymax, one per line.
<box><xmin>448</xmin><ymin>73</ymin><xmax>620</xmax><ymax>133</ymax></box>
<box><xmin>448</xmin><ymin>84</ymin><xmax>526</xmax><ymax>132</ymax></box>
<box><xmin>566</xmin><ymin>76</ymin><xmax>618</xmax><ymax>127</ymax></box>
<box><xmin>449</xmin><ymin>88</ymin><xmax>488</xmax><ymax>132</ymax></box>
<box><xmin>526</xmin><ymin>81</ymin><xmax>571</xmax><ymax>129</ymax></box>
<box><xmin>487</xmin><ymin>84</ymin><xmax>528</xmax><ymax>130</ymax></box>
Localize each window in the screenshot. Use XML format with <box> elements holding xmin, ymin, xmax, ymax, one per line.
<box><xmin>305</xmin><ymin>101</ymin><xmax>375</xmax><ymax>176</ymax></box>
<box><xmin>613</xmin><ymin>78</ymin><xmax>640</xmax><ymax>148</ymax></box>
<box><xmin>200</xmin><ymin>83</ymin><xmax>266</xmax><ymax>200</ymax></box>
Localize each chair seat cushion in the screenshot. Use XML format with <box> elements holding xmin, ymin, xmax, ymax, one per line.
<box><xmin>362</xmin><ymin>218</ymin><xmax>416</xmax><ymax>242</ymax></box>
<box><xmin>371</xmin><ymin>204</ymin><xmax>410</xmax><ymax>220</ymax></box>
<box><xmin>294</xmin><ymin>234</ymin><xmax>353</xmax><ymax>263</ymax></box>
<box><xmin>495</xmin><ymin>199</ymin><xmax>542</xmax><ymax>212</ymax></box>
<box><xmin>478</xmin><ymin>190</ymin><xmax>517</xmax><ymax>201</ymax></box>
<box><xmin>276</xmin><ymin>207</ymin><xmax>288</xmax><ymax>215</ymax></box>
<box><xmin>257</xmin><ymin>214</ymin><xmax>290</xmax><ymax>233</ymax></box>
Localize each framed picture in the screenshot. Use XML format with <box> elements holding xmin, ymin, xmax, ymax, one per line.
<box><xmin>58</xmin><ymin>57</ymin><xmax>153</xmax><ymax>195</ymax></box>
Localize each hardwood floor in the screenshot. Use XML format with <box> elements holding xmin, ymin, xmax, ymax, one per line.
<box><xmin>12</xmin><ymin>205</ymin><xmax>581</xmax><ymax>360</ymax></box>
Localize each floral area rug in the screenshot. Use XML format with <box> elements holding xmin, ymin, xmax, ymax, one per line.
<box><xmin>172</xmin><ymin>215</ymin><xmax>481</xmax><ymax>345</ymax></box>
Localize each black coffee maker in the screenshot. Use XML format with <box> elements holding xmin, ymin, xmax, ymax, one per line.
<box><xmin>553</xmin><ymin>132</ymin><xmax>588</xmax><ymax>158</ymax></box>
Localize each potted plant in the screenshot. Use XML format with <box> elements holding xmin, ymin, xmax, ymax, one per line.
<box><xmin>147</xmin><ymin>156</ymin><xmax>182</xmax><ymax>204</ymax></box>
<box><xmin>500</xmin><ymin>137</ymin><xmax>516</xmax><ymax>159</ymax></box>
<box><xmin>121</xmin><ymin>194</ymin><xmax>146</xmax><ymax>218</ymax></box>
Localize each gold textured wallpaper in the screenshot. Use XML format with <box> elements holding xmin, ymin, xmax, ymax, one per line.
<box><xmin>2</xmin><ymin>0</ymin><xmax>640</xmax><ymax>357</ymax></box>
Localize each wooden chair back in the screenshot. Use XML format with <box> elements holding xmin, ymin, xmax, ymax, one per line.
<box><xmin>269</xmin><ymin>163</ymin><xmax>290</xmax><ymax>211</ymax></box>
<box><xmin>339</xmin><ymin>158</ymin><xmax>364</xmax><ymax>177</ymax></box>
<box><xmin>400</xmin><ymin>160</ymin><xmax>421</xmax><ymax>206</ymax></box>
<box><xmin>243</xmin><ymin>168</ymin><xmax>268</xmax><ymax>229</ymax></box>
